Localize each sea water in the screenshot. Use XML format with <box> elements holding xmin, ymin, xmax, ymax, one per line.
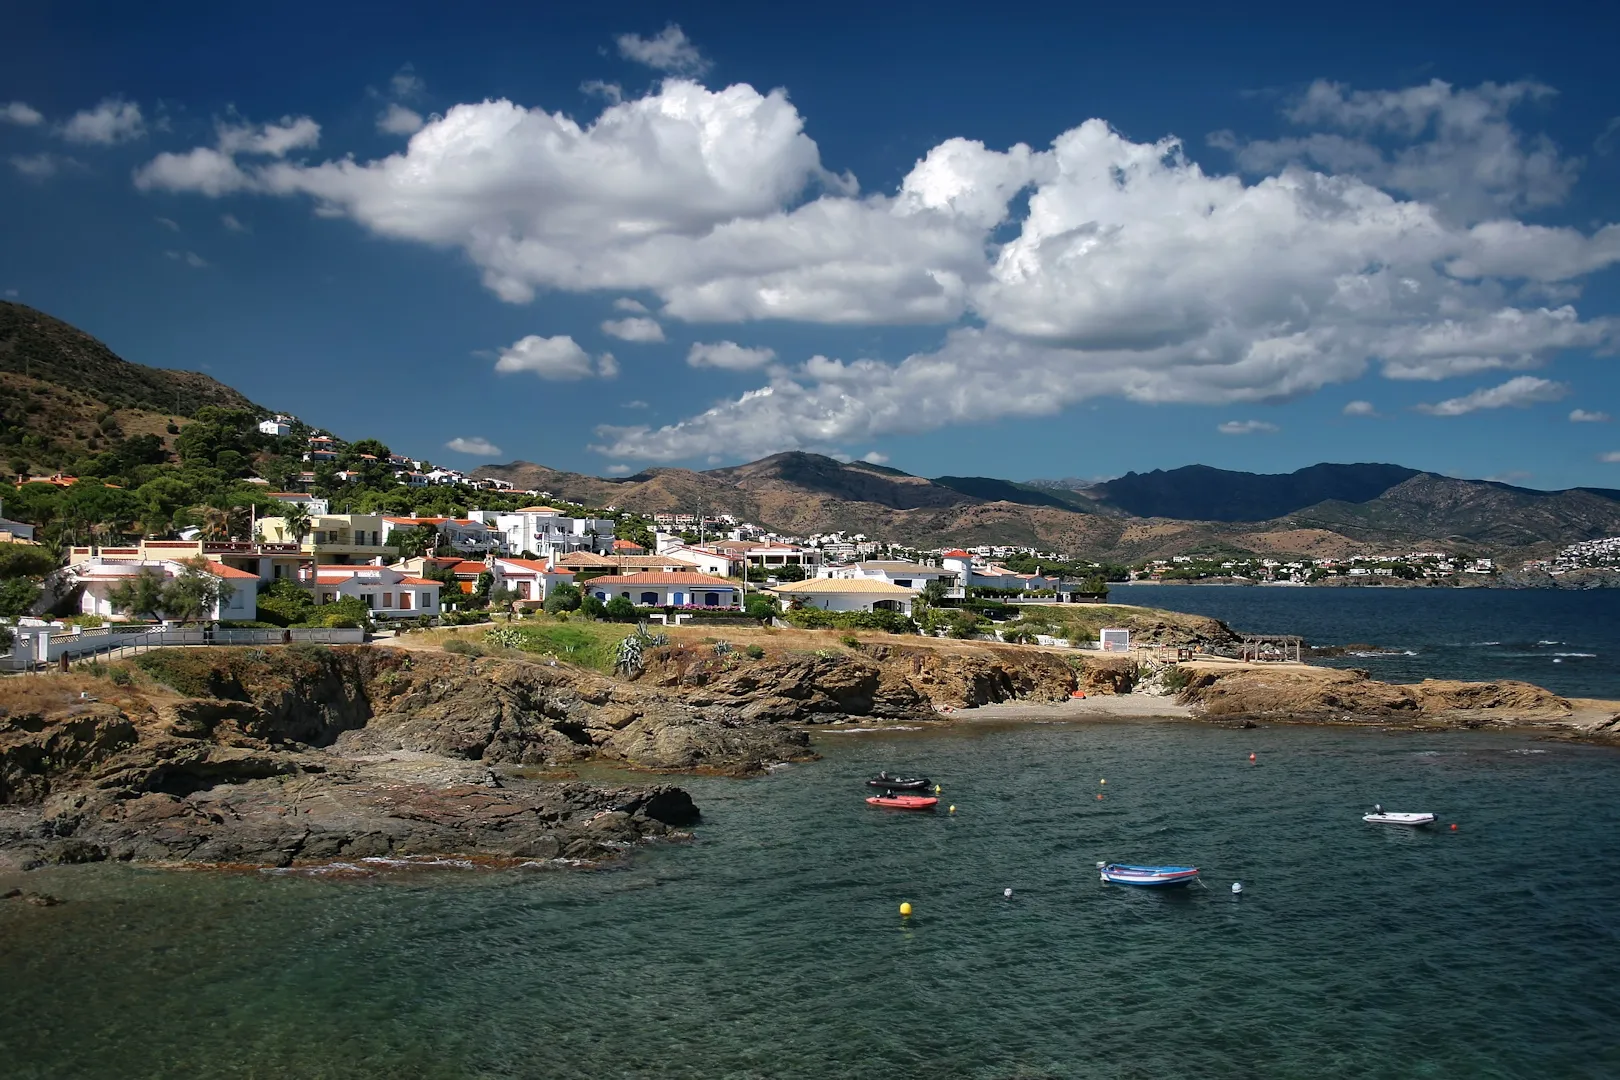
<box><xmin>1114</xmin><ymin>585</ymin><xmax>1620</xmax><ymax>699</ymax></box>
<box><xmin>3</xmin><ymin>720</ymin><xmax>1618</xmax><ymax>1079</ymax></box>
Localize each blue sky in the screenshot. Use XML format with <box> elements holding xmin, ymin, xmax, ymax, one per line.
<box><xmin>3</xmin><ymin>2</ymin><xmax>1619</xmax><ymax>488</ymax></box>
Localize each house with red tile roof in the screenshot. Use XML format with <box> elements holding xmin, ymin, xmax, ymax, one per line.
<box><xmin>49</xmin><ymin>558</ymin><xmax>259</xmax><ymax>622</ymax></box>
<box><xmin>489</xmin><ymin>556</ymin><xmax>575</xmax><ymax>605</ymax></box>
<box><xmin>313</xmin><ymin>565</ymin><xmax>441</xmax><ymax>618</ymax></box>
<box><xmin>581</xmin><ymin>571</ymin><xmax>741</xmax><ymax>609</ymax></box>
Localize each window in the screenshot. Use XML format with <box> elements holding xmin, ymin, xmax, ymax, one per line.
<box><xmin>420</xmin><ymin>591</ymin><xmax>433</xmax><ymax>609</ymax></box>
<box><xmin>640</xmin><ymin>592</ymin><xmax>658</xmax><ymax>605</ymax></box>
<box><xmin>704</xmin><ymin>592</ymin><xmax>720</xmax><ymax>607</ymax></box>
<box><xmin>382</xmin><ymin>592</ymin><xmax>393</xmax><ymax>608</ymax></box>
<box><xmin>895</xmin><ymin>579</ymin><xmax>912</xmax><ymax>588</ymax></box>
<box><xmin>400</xmin><ymin>592</ymin><xmax>412</xmax><ymax>610</ymax></box>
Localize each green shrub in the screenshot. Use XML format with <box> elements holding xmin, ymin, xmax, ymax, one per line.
<box><xmin>543</xmin><ymin>584</ymin><xmax>582</xmax><ymax>614</ymax></box>
<box><xmin>745</xmin><ymin>644</ymin><xmax>765</xmax><ymax>659</ymax></box>
<box><xmin>781</xmin><ymin>608</ymin><xmax>916</xmax><ymax>634</ymax></box>
<box><xmin>442</xmin><ymin>638</ymin><xmax>484</xmax><ymax>657</ymax></box>
<box><xmin>744</xmin><ymin>594</ymin><xmax>779</xmax><ymax>622</ymax></box>
<box><xmin>108</xmin><ymin>665</ymin><xmax>134</xmax><ymax>687</ymax></box>
<box><xmin>603</xmin><ymin>595</ymin><xmax>637</xmax><ymax>622</ymax></box>
<box><xmin>839</xmin><ymin>634</ymin><xmax>860</xmax><ymax>649</ymax></box>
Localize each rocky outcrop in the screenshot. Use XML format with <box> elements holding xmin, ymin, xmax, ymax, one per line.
<box><xmin>1176</xmin><ymin>664</ymin><xmax>1572</xmax><ymax>723</ymax></box>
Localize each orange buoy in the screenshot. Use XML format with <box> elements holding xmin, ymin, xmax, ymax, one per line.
<box><xmin>1249</xmin><ymin>753</ymin><xmax>1256</xmax><ymax>763</ymax></box>
<box><xmin>1450</xmin><ymin>823</ymin><xmax>1458</xmax><ymax>831</ymax></box>
<box><xmin>1096</xmin><ymin>793</ymin><xmax>1104</xmax><ymax>800</ymax></box>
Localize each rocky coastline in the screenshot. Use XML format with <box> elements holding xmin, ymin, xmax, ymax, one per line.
<box><xmin>2</xmin><ymin>631</ymin><xmax>1615</xmax><ymax>874</ymax></box>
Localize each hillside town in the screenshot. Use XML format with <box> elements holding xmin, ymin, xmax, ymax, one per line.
<box><xmin>7</xmin><ymin>414</ymin><xmax>1620</xmax><ymax>659</ymax></box>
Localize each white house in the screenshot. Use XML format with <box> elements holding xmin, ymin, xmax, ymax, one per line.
<box><xmin>480</xmin><ymin>506</ymin><xmax>616</xmax><ymax>559</ymax></box>
<box><xmin>941</xmin><ymin>550</ymin><xmax>1055</xmax><ymax>593</ymax></box>
<box><xmin>769</xmin><ymin>577</ymin><xmax>917</xmax><ymax>615</ymax></box>
<box><xmin>488</xmin><ymin>557</ymin><xmax>574</xmax><ymax>604</ymax></box>
<box><xmin>0</xmin><ymin>516</ymin><xmax>37</xmax><ymax>542</ymax></box>
<box><xmin>821</xmin><ymin>560</ymin><xmax>957</xmax><ymax>591</ymax></box>
<box><xmin>258</xmin><ymin>416</ymin><xmax>293</xmax><ymax>437</ymax></box>
<box><xmin>55</xmin><ymin>558</ymin><xmax>259</xmax><ymax>622</ymax></box>
<box><xmin>652</xmin><ymin>537</ymin><xmax>745</xmax><ymax>578</ymax></box>
<box><xmin>380</xmin><ymin>516</ymin><xmax>496</xmax><ymax>553</ymax></box>
<box><xmin>314</xmin><ymin>565</ymin><xmax>441</xmax><ymax>618</ymax></box>
<box><xmin>267</xmin><ymin>492</ymin><xmax>329</xmax><ymax>516</ymax></box>
<box><xmin>583</xmin><ymin>571</ymin><xmax>741</xmax><ymax>609</ymax></box>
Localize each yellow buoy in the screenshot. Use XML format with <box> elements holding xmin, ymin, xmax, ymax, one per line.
<box><xmin>1100</xmin><ymin>779</ymin><xmax>1107</xmax><ymax>785</ymax></box>
<box><xmin>949</xmin><ymin>805</ymin><xmax>957</xmax><ymax>813</ymax></box>
<box><xmin>899</xmin><ymin>902</ymin><xmax>913</xmax><ymax>917</ymax></box>
<box><xmin>934</xmin><ymin>784</ymin><xmax>942</xmax><ymax>794</ymax></box>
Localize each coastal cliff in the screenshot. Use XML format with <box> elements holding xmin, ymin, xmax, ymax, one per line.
<box><xmin>3</xmin><ymin>636</ymin><xmax>1614</xmax><ymax>872</ymax></box>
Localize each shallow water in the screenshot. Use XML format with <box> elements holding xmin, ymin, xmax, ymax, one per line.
<box><xmin>4</xmin><ymin>721</ymin><xmax>1618</xmax><ymax>1079</ymax></box>
<box><xmin>1114</xmin><ymin>585</ymin><xmax>1620</xmax><ymax>698</ymax></box>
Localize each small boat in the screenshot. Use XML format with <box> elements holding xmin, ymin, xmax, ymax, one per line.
<box><xmin>866</xmin><ymin>794</ymin><xmax>939</xmax><ymax>811</ymax></box>
<box><xmin>1363</xmin><ymin>811</ymin><xmax>1435</xmax><ymax>826</ymax></box>
<box><xmin>1097</xmin><ymin>862</ymin><xmax>1201</xmax><ymax>887</ymax></box>
<box><xmin>866</xmin><ymin>775</ymin><xmax>931</xmax><ymax>790</ymax></box>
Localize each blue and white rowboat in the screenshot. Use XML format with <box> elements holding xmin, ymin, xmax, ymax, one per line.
<box><xmin>1097</xmin><ymin>862</ymin><xmax>1201</xmax><ymax>887</ymax></box>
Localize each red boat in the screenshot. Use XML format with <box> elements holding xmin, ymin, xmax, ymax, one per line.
<box><xmin>865</xmin><ymin>794</ymin><xmax>939</xmax><ymax>811</ymax></box>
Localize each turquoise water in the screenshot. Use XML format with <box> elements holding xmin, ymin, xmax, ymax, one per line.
<box><xmin>1115</xmin><ymin>585</ymin><xmax>1620</xmax><ymax>699</ymax></box>
<box><xmin>4</xmin><ymin>720</ymin><xmax>1619</xmax><ymax>1079</ymax></box>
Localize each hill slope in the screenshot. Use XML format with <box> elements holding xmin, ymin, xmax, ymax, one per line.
<box><xmin>0</xmin><ymin>301</ymin><xmax>261</xmax><ymax>417</ymax></box>
<box><xmin>1082</xmin><ymin>463</ymin><xmax>1423</xmax><ymax>521</ymax></box>
<box><xmin>0</xmin><ymin>301</ymin><xmax>266</xmax><ymax>476</ymax></box>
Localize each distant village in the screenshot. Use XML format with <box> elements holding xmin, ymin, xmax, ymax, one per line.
<box><xmin>6</xmin><ymin>417</ymin><xmax>1620</xmax><ymax>648</ymax></box>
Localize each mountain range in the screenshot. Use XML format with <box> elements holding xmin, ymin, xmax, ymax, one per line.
<box><xmin>474</xmin><ymin>454</ymin><xmax>1620</xmax><ymax>561</ymax></box>
<box><xmin>5</xmin><ymin>299</ymin><xmax>1619</xmax><ymax>561</ymax></box>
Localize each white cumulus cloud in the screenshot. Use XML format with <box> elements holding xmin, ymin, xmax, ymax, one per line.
<box><xmin>10</xmin><ymin>153</ymin><xmax>68</xmax><ymax>180</ymax></box>
<box><xmin>597</xmin><ymin>352</ymin><xmax>620</xmax><ymax>378</ymax></box>
<box><xmin>494</xmin><ymin>335</ymin><xmax>599</xmax><ymax>380</ymax></box>
<box><xmin>135</xmin><ymin>114</ymin><xmax>320</xmax><ymax>196</ymax></box>
<box><xmin>1</xmin><ymin>101</ymin><xmax>43</xmax><ymax>126</ymax></box>
<box><xmin>1570</xmin><ymin>409</ymin><xmax>1611</xmax><ymax>422</ymax></box>
<box><xmin>616</xmin><ymin>24</ymin><xmax>710</xmax><ymax>75</ymax></box>
<box><xmin>61</xmin><ymin>98</ymin><xmax>144</xmax><ymax>144</ymax></box>
<box><xmin>1416</xmin><ymin>375</ymin><xmax>1568</xmax><ymax>416</ymax></box>
<box><xmin>604</xmin><ymin>464</ymin><xmax>634</xmax><ymax>476</ymax></box>
<box><xmin>686</xmin><ymin>341</ymin><xmax>777</xmax><ymax>370</ymax></box>
<box><xmin>445</xmin><ymin>436</ymin><xmax>502</xmax><ymax>456</ymax></box>
<box><xmin>1600</xmin><ymin>451</ymin><xmax>1620</xmax><ymax>463</ymax></box>
<box><xmin>1342</xmin><ymin>400</ymin><xmax>1378</xmax><ymax>417</ymax></box>
<box><xmin>129</xmin><ymin>75</ymin><xmax>1620</xmax><ymax>462</ymax></box>
<box><xmin>1215</xmin><ymin>79</ymin><xmax>1578</xmax><ymax>222</ymax></box>
<box><xmin>221</xmin><ymin>213</ymin><xmax>249</xmax><ymax>233</ymax></box>
<box><xmin>377</xmin><ymin>104</ymin><xmax>424</xmax><ymax>136</ymax></box>
<box><xmin>861</xmin><ymin>451</ymin><xmax>889</xmax><ymax>464</ymax></box>
<box><xmin>601</xmin><ymin>316</ymin><xmax>665</xmax><ymax>343</ymax></box>
<box><xmin>613</xmin><ymin>297</ymin><xmax>649</xmax><ymax>313</ymax></box>
<box><xmin>1218</xmin><ymin>420</ymin><xmax>1280</xmax><ymax>435</ymax></box>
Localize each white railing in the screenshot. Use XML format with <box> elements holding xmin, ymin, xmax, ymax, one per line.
<box><xmin>0</xmin><ymin>626</ymin><xmax>365</xmax><ymax>672</ymax></box>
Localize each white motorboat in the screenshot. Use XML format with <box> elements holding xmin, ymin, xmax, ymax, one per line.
<box><xmin>1362</xmin><ymin>810</ymin><xmax>1435</xmax><ymax>826</ymax></box>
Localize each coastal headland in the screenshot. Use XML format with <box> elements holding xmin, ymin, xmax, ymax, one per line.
<box><xmin>2</xmin><ymin>608</ymin><xmax>1615</xmax><ymax>873</ymax></box>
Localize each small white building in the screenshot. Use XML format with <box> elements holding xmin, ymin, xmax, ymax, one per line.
<box><xmin>55</xmin><ymin>559</ymin><xmax>259</xmax><ymax>622</ymax></box>
<box><xmin>267</xmin><ymin>492</ymin><xmax>329</xmax><ymax>516</ymax></box>
<box><xmin>479</xmin><ymin>506</ymin><xmax>616</xmax><ymax>559</ymax></box>
<box><xmin>315</xmin><ymin>565</ymin><xmax>441</xmax><ymax>618</ymax></box>
<box><xmin>258</xmin><ymin>416</ymin><xmax>293</xmax><ymax>437</ymax></box>
<box><xmin>769</xmin><ymin>577</ymin><xmax>917</xmax><ymax>615</ymax></box>
<box><xmin>584</xmin><ymin>571</ymin><xmax>741</xmax><ymax>609</ymax></box>
<box><xmin>488</xmin><ymin>557</ymin><xmax>575</xmax><ymax>604</ymax></box>
<box><xmin>821</xmin><ymin>560</ymin><xmax>957</xmax><ymax>591</ymax></box>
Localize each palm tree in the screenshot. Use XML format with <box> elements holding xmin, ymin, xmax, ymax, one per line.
<box><xmin>193</xmin><ymin>506</ymin><xmax>230</xmax><ymax>542</ymax></box>
<box><xmin>283</xmin><ymin>503</ymin><xmax>313</xmax><ymax>545</ymax></box>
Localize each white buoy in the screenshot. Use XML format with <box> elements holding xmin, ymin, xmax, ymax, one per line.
<box><xmin>1004</xmin><ymin>887</ymin><xmax>1013</xmax><ymax>898</ymax></box>
<box><xmin>1232</xmin><ymin>882</ymin><xmax>1243</xmax><ymax>895</ymax></box>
